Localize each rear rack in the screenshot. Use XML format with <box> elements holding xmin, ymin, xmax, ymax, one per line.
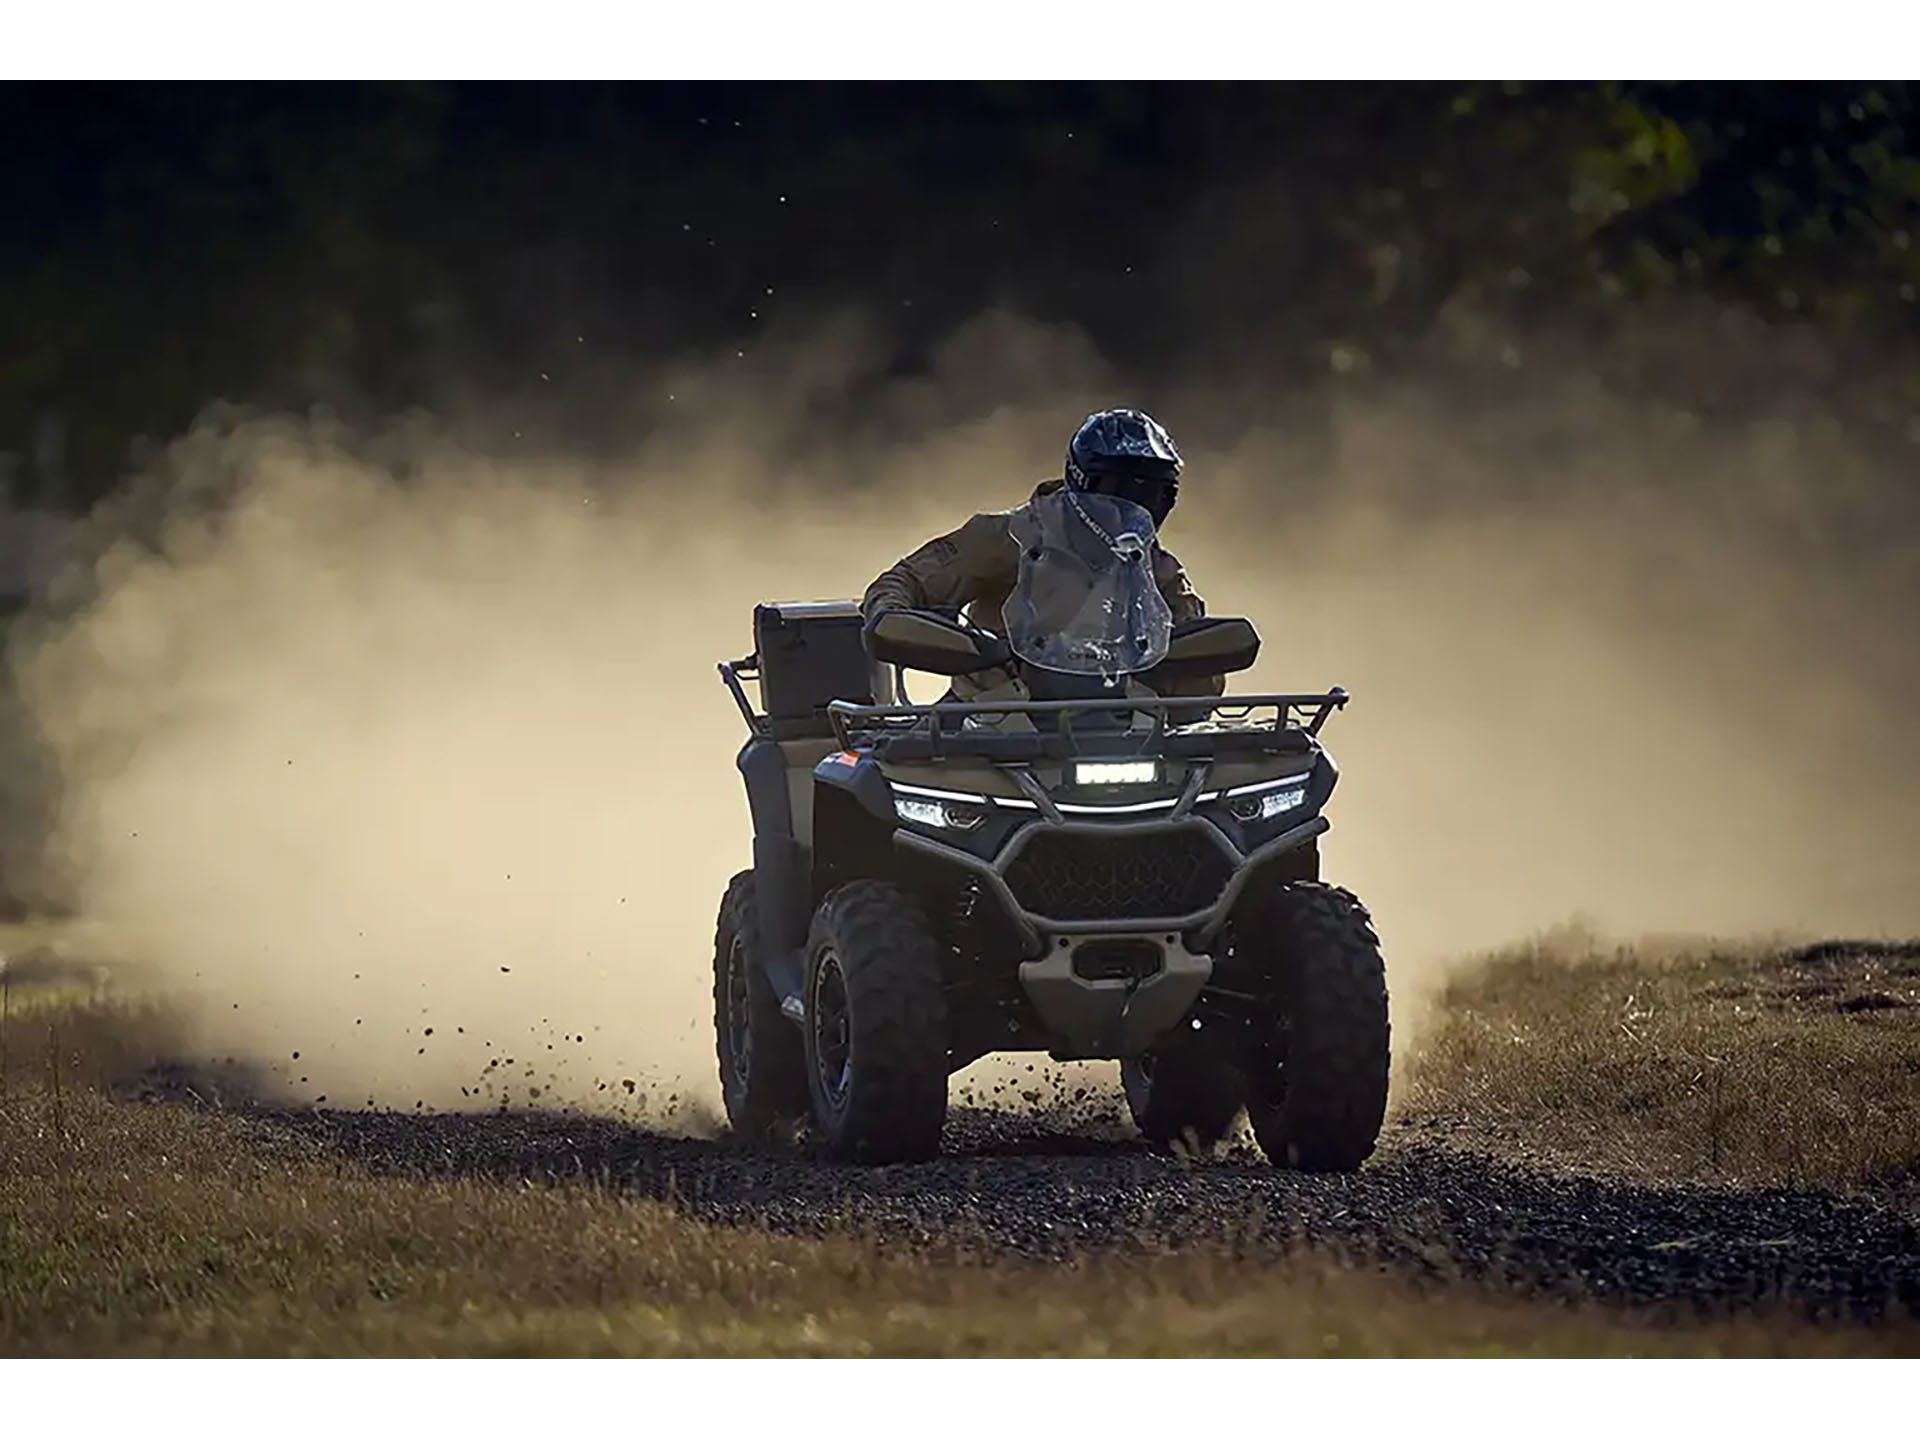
<box><xmin>719</xmin><ymin>654</ymin><xmax>767</xmax><ymax>737</ymax></box>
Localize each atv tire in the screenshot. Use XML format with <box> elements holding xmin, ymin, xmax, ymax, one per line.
<box><xmin>1242</xmin><ymin>882</ymin><xmax>1390</xmax><ymax>1173</ymax></box>
<box><xmin>802</xmin><ymin>880</ymin><xmax>949</xmax><ymax>1163</ymax></box>
<box><xmin>1121</xmin><ymin>1043</ymin><xmax>1243</xmax><ymax>1152</ymax></box>
<box><xmin>714</xmin><ymin>870</ymin><xmax>809</xmax><ymax>1140</ymax></box>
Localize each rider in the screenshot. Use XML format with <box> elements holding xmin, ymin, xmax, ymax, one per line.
<box><xmin>862</xmin><ymin>408</ymin><xmax>1226</xmax><ymax>701</ymax></box>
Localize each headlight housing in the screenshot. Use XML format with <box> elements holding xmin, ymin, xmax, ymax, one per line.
<box><xmin>1222</xmin><ymin>774</ymin><xmax>1311</xmax><ymax>824</ymax></box>
<box><xmin>894</xmin><ymin>795</ymin><xmax>988</xmax><ymax>831</ymax></box>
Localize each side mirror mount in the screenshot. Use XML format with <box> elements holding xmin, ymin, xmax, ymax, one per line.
<box><xmin>1157</xmin><ymin>616</ymin><xmax>1260</xmax><ymax>676</ymax></box>
<box><xmin>862</xmin><ymin>608</ymin><xmax>1012</xmax><ymax>677</ymax></box>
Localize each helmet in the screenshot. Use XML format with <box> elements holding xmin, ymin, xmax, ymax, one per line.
<box><xmin>1063</xmin><ymin>408</ymin><xmax>1184</xmax><ymax>527</ymax></box>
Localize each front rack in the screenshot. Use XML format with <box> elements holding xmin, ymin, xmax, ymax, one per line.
<box><xmin>826</xmin><ymin>690</ymin><xmax>1347</xmax><ymax>758</ymax></box>
<box><xmin>719</xmin><ymin>653</ymin><xmax>1347</xmax><ymax>758</ymax></box>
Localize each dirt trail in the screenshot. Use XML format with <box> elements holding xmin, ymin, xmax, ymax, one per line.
<box><xmin>229</xmin><ymin>1100</ymin><xmax>1920</xmax><ymax>1319</ymax></box>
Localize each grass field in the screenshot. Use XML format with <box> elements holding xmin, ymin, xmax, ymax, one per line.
<box><xmin>1403</xmin><ymin>929</ymin><xmax>1920</xmax><ymax>1195</ymax></box>
<box><xmin>3</xmin><ymin>927</ymin><xmax>1918</xmax><ymax>1357</ymax></box>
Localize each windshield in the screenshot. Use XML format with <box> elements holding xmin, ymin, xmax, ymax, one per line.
<box><xmin>1003</xmin><ymin>489</ymin><xmax>1173</xmax><ymax>676</ymax></box>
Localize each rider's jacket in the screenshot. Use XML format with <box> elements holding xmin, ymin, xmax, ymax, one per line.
<box><xmin>861</xmin><ymin>479</ymin><xmax>1227</xmax><ymax>702</ymax></box>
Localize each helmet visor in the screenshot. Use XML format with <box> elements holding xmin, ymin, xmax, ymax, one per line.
<box><xmin>1090</xmin><ymin>471</ymin><xmax>1179</xmax><ymax>526</ymax></box>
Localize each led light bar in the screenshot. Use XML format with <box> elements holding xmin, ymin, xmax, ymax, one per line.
<box><xmin>1072</xmin><ymin>760</ymin><xmax>1160</xmax><ymax>786</ymax></box>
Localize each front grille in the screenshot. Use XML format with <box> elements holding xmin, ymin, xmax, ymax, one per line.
<box><xmin>1003</xmin><ymin>826</ymin><xmax>1233</xmax><ymax>922</ymax></box>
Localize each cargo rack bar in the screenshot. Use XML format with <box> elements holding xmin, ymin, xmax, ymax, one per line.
<box><xmin>719</xmin><ymin>655</ymin><xmax>766</xmax><ymax>735</ymax></box>
<box><xmin>720</xmin><ymin>654</ymin><xmax>1348</xmax><ymax>756</ymax></box>
<box><xmin>826</xmin><ymin>689</ymin><xmax>1348</xmax><ymax>758</ymax></box>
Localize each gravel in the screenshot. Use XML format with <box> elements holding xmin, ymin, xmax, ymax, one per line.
<box><xmin>247</xmin><ymin>1100</ymin><xmax>1920</xmax><ymax>1320</ymax></box>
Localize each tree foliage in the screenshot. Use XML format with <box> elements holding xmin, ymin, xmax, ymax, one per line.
<box><xmin>0</xmin><ymin>82</ymin><xmax>1914</xmax><ymax>508</ymax></box>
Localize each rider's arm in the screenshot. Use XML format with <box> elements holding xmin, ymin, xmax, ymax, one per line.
<box><xmin>1155</xmin><ymin>547</ymin><xmax>1227</xmax><ymax>699</ymax></box>
<box><xmin>861</xmin><ymin>512</ymin><xmax>1006</xmax><ymax>620</ymax></box>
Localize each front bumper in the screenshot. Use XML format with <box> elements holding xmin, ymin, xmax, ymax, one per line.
<box><xmin>893</xmin><ymin>811</ymin><xmax>1328</xmax><ymax>952</ymax></box>
<box><xmin>894</xmin><ymin>811</ymin><xmax>1326</xmax><ymax>1057</ymax></box>
<box><xmin>1016</xmin><ymin>931</ymin><xmax>1214</xmax><ymax>1058</ymax></box>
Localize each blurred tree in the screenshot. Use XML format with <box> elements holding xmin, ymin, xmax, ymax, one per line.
<box><xmin>0</xmin><ymin>81</ymin><xmax>1914</xmax><ymax>510</ymax></box>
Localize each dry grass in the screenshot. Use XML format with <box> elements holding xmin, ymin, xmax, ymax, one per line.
<box><xmin>3</xmin><ymin>1089</ymin><xmax>1910</xmax><ymax>1358</ymax></box>
<box><xmin>1401</xmin><ymin>930</ymin><xmax>1920</xmax><ymax>1193</ymax></box>
<box><xmin>0</xmin><ymin>921</ymin><xmax>197</xmax><ymax>1105</ymax></box>
<box><xmin>1</xmin><ymin>990</ymin><xmax>188</xmax><ymax>1105</ymax></box>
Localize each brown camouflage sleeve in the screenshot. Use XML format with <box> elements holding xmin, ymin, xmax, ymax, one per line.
<box><xmin>861</xmin><ymin>512</ymin><xmax>1012</xmax><ymax>621</ymax></box>
<box><xmin>1155</xmin><ymin>545</ymin><xmax>1226</xmax><ymax>699</ymax></box>
<box><xmin>1155</xmin><ymin>545</ymin><xmax>1208</xmax><ymax>626</ymax></box>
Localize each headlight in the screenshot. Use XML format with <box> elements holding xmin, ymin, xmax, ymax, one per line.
<box><xmin>1225</xmin><ymin>777</ymin><xmax>1310</xmax><ymax>823</ymax></box>
<box><xmin>894</xmin><ymin>796</ymin><xmax>987</xmax><ymax>831</ymax></box>
<box><xmin>1073</xmin><ymin>760</ymin><xmax>1160</xmax><ymax>786</ymax></box>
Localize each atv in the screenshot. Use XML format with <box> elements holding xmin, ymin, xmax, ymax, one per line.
<box><xmin>711</xmin><ymin>488</ymin><xmax>1389</xmax><ymax>1168</ymax></box>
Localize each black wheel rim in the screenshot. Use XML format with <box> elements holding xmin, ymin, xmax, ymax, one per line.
<box><xmin>810</xmin><ymin>946</ymin><xmax>852</xmax><ymax>1112</ymax></box>
<box><xmin>725</xmin><ymin>934</ymin><xmax>753</xmax><ymax>1085</ymax></box>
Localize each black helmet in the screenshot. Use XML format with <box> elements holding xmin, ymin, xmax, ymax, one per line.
<box><xmin>1063</xmin><ymin>408</ymin><xmax>1183</xmax><ymax>527</ymax></box>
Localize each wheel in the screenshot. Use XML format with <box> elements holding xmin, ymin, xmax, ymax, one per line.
<box><xmin>713</xmin><ymin>870</ymin><xmax>809</xmax><ymax>1140</ymax></box>
<box><xmin>802</xmin><ymin>880</ymin><xmax>949</xmax><ymax>1163</ymax></box>
<box><xmin>1240</xmin><ymin>882</ymin><xmax>1391</xmax><ymax>1172</ymax></box>
<box><xmin>1121</xmin><ymin>1042</ymin><xmax>1243</xmax><ymax>1152</ymax></box>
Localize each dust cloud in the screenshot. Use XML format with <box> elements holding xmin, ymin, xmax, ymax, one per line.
<box><xmin>10</xmin><ymin>307</ymin><xmax>1918</xmax><ymax>1113</ymax></box>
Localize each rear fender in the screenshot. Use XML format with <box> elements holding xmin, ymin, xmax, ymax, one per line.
<box><xmin>736</xmin><ymin>738</ymin><xmax>808</xmax><ymax>1004</ymax></box>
